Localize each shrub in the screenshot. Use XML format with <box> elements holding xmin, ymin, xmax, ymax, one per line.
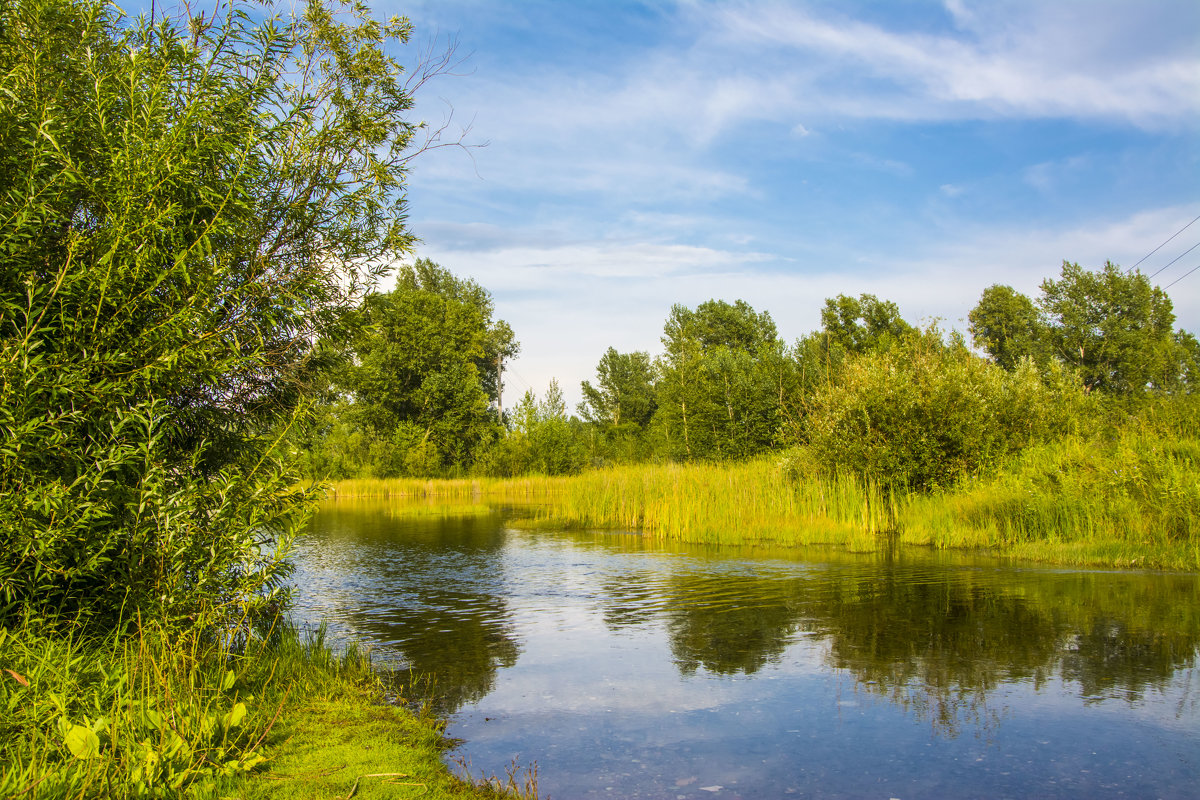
<box><xmin>802</xmin><ymin>329</ymin><xmax>1084</xmax><ymax>492</ymax></box>
<box><xmin>0</xmin><ymin>0</ymin><xmax>420</xmax><ymax>627</ymax></box>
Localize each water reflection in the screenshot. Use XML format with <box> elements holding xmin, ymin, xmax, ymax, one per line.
<box><xmin>291</xmin><ymin>502</ymin><xmax>521</xmax><ymax>710</ymax></box>
<box><xmin>293</xmin><ymin>500</ymin><xmax>1200</xmax><ymax>798</ymax></box>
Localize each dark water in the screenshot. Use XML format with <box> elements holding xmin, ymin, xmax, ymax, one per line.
<box><xmin>291</xmin><ymin>500</ymin><xmax>1200</xmax><ymax>799</ymax></box>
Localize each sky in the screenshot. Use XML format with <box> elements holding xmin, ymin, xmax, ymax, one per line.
<box><xmin>378</xmin><ymin>0</ymin><xmax>1200</xmax><ymax>410</ymax></box>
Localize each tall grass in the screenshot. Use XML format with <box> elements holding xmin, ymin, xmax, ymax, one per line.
<box><xmin>329</xmin><ymin>432</ymin><xmax>1200</xmax><ymax>570</ymax></box>
<box><xmin>901</xmin><ymin>432</ymin><xmax>1200</xmax><ymax>569</ymax></box>
<box><xmin>323</xmin><ymin>475</ymin><xmax>573</xmax><ymax>500</ymax></box>
<box><xmin>548</xmin><ymin>459</ymin><xmax>891</xmax><ymax>551</ymax></box>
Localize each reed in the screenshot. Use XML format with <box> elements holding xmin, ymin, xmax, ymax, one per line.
<box><xmin>899</xmin><ymin>432</ymin><xmax>1200</xmax><ymax>569</ymax></box>
<box><xmin>323</xmin><ymin>429</ymin><xmax>1200</xmax><ymax>570</ymax></box>
<box><xmin>324</xmin><ymin>474</ymin><xmax>572</xmax><ymax>500</ymax></box>
<box><xmin>521</xmin><ymin>458</ymin><xmax>894</xmax><ymax>552</ymax></box>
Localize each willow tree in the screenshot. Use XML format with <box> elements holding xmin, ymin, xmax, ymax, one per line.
<box><xmin>0</xmin><ymin>0</ymin><xmax>435</xmax><ymax>626</ymax></box>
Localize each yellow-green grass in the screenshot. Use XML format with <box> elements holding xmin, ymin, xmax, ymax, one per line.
<box><xmin>326</xmin><ymin>434</ymin><xmax>1200</xmax><ymax>570</ymax></box>
<box><xmin>323</xmin><ymin>475</ymin><xmax>572</xmax><ymax>501</ymax></box>
<box><xmin>898</xmin><ymin>433</ymin><xmax>1200</xmax><ymax>569</ymax></box>
<box><xmin>236</xmin><ymin>696</ymin><xmax>532</xmax><ymax>800</ymax></box>
<box><xmin>545</xmin><ymin>459</ymin><xmax>888</xmax><ymax>552</ymax></box>
<box><xmin>0</xmin><ymin>620</ymin><xmax>527</xmax><ymax>799</ymax></box>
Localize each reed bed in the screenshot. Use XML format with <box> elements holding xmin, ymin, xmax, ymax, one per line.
<box><xmin>324</xmin><ymin>431</ymin><xmax>1200</xmax><ymax>570</ymax></box>
<box><xmin>899</xmin><ymin>432</ymin><xmax>1200</xmax><ymax>569</ymax></box>
<box><xmin>324</xmin><ymin>474</ymin><xmax>573</xmax><ymax>500</ymax></box>
<box><xmin>548</xmin><ymin>459</ymin><xmax>889</xmax><ymax>551</ymax></box>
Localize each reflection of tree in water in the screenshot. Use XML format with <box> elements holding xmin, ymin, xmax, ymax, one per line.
<box><xmin>378</xmin><ymin>607</ymin><xmax>519</xmax><ymax>714</ymax></box>
<box><xmin>306</xmin><ymin>505</ymin><xmax>522</xmax><ymax>714</ymax></box>
<box><xmin>814</xmin><ymin>572</ymin><xmax>1061</xmax><ymax>736</ymax></box>
<box><xmin>652</xmin><ymin>554</ymin><xmax>1200</xmax><ymax>735</ymax></box>
<box><xmin>667</xmin><ymin>594</ymin><xmax>799</xmax><ymax>675</ymax></box>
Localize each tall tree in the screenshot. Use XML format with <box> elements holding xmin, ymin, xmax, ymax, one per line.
<box><xmin>819</xmin><ymin>294</ymin><xmax>914</xmax><ymax>355</ymax></box>
<box><xmin>579</xmin><ymin>348</ymin><xmax>656</xmax><ymax>460</ymax></box>
<box><xmin>337</xmin><ymin>260</ymin><xmax>517</xmax><ymax>476</ymax></box>
<box><xmin>1038</xmin><ymin>261</ymin><xmax>1178</xmax><ymax>394</ymax></box>
<box><xmin>654</xmin><ymin>300</ymin><xmax>784</xmax><ymax>460</ymax></box>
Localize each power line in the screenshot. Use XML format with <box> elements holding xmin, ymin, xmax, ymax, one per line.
<box><xmin>1130</xmin><ymin>212</ymin><xmax>1200</xmax><ymax>273</ymax></box>
<box><xmin>1163</xmin><ymin>262</ymin><xmax>1200</xmax><ymax>291</ymax></box>
<box><xmin>1148</xmin><ymin>239</ymin><xmax>1200</xmax><ymax>280</ymax></box>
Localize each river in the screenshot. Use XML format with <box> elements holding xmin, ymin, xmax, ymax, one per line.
<box><xmin>290</xmin><ymin>499</ymin><xmax>1200</xmax><ymax>799</ymax></box>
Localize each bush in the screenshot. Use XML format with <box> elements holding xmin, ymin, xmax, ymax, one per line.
<box><xmin>802</xmin><ymin>329</ymin><xmax>1084</xmax><ymax>491</ymax></box>
<box><xmin>0</xmin><ymin>0</ymin><xmax>419</xmax><ymax>627</ymax></box>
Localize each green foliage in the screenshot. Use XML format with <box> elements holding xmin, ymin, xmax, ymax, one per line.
<box><xmin>0</xmin><ymin>623</ymin><xmax>286</xmax><ymax>797</ymax></box>
<box><xmin>578</xmin><ymin>348</ymin><xmax>656</xmax><ymax>462</ymax></box>
<box><xmin>819</xmin><ymin>293</ymin><xmax>914</xmax><ymax>356</ymax></box>
<box><xmin>480</xmin><ymin>380</ymin><xmax>585</xmax><ymax>476</ymax></box>
<box><xmin>968</xmin><ymin>284</ymin><xmax>1044</xmax><ymax>371</ymax></box>
<box><xmin>0</xmin><ymin>0</ymin><xmax>424</xmax><ymax>626</ymax></box>
<box><xmin>318</xmin><ymin>260</ymin><xmax>515</xmax><ymax>478</ymax></box>
<box><xmin>0</xmin><ymin>616</ymin><xmax>506</xmax><ymax>799</ymax></box>
<box><xmin>1038</xmin><ymin>261</ymin><xmax>1180</xmax><ymax>394</ymax></box>
<box><xmin>653</xmin><ymin>300</ymin><xmax>790</xmax><ymax>461</ymax></box>
<box><xmin>802</xmin><ymin>328</ymin><xmax>1083</xmax><ymax>492</ymax></box>
<box><xmin>910</xmin><ymin>418</ymin><xmax>1200</xmax><ymax>568</ymax></box>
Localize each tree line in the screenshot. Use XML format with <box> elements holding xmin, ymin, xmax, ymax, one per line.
<box><xmin>304</xmin><ymin>258</ymin><xmax>1199</xmax><ymax>489</ymax></box>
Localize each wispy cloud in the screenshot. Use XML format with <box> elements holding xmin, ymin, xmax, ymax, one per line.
<box><xmin>703</xmin><ymin>0</ymin><xmax>1200</xmax><ymax>129</ymax></box>
<box><xmin>408</xmin><ymin>203</ymin><xmax>1200</xmax><ymax>407</ymax></box>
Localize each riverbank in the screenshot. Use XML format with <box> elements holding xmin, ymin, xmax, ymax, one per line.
<box><xmin>0</xmin><ymin>620</ymin><xmax>531</xmax><ymax>799</ymax></box>
<box><xmin>326</xmin><ymin>427</ymin><xmax>1200</xmax><ymax>572</ymax></box>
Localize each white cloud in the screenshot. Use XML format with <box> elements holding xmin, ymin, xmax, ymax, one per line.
<box><xmin>704</xmin><ymin>1</ymin><xmax>1200</xmax><ymax>128</ymax></box>
<box><xmin>411</xmin><ymin>204</ymin><xmax>1200</xmax><ymax>411</ymax></box>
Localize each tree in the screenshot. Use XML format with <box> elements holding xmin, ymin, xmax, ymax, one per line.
<box><xmin>1038</xmin><ymin>261</ymin><xmax>1178</xmax><ymax>394</ymax></box>
<box><xmin>0</xmin><ymin>0</ymin><xmax>437</xmax><ymax>626</ymax></box>
<box><xmin>579</xmin><ymin>348</ymin><xmax>656</xmax><ymax>461</ymax></box>
<box><xmin>968</xmin><ymin>285</ymin><xmax>1044</xmax><ymax>371</ymax></box>
<box><xmin>802</xmin><ymin>329</ymin><xmax>1081</xmax><ymax>493</ymax></box>
<box><xmin>335</xmin><ymin>260</ymin><xmax>517</xmax><ymax>476</ymax></box>
<box><xmin>481</xmin><ymin>380</ymin><xmax>584</xmax><ymax>476</ymax></box>
<box><xmin>653</xmin><ymin>300</ymin><xmax>785</xmax><ymax>460</ymax></box>
<box><xmin>819</xmin><ymin>293</ymin><xmax>914</xmax><ymax>355</ymax></box>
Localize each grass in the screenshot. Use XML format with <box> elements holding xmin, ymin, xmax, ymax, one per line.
<box><xmin>324</xmin><ymin>432</ymin><xmax>1200</xmax><ymax>571</ymax></box>
<box><xmin>899</xmin><ymin>432</ymin><xmax>1200</xmax><ymax>569</ymax></box>
<box><xmin>0</xmin><ymin>618</ymin><xmax>533</xmax><ymax>799</ymax></box>
<box><xmin>322</xmin><ymin>476</ymin><xmax>572</xmax><ymax>501</ymax></box>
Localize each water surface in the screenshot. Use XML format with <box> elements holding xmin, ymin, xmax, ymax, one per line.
<box><xmin>291</xmin><ymin>500</ymin><xmax>1200</xmax><ymax>799</ymax></box>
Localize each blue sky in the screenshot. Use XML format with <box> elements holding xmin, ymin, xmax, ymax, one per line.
<box><xmin>378</xmin><ymin>0</ymin><xmax>1200</xmax><ymax>409</ymax></box>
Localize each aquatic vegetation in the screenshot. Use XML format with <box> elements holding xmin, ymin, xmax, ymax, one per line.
<box><xmin>324</xmin><ymin>475</ymin><xmax>572</xmax><ymax>500</ymax></box>
<box><xmin>330</xmin><ymin>425</ymin><xmax>1200</xmax><ymax>570</ymax></box>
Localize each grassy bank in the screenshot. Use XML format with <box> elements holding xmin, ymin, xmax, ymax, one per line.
<box><xmin>327</xmin><ymin>430</ymin><xmax>1200</xmax><ymax>571</ymax></box>
<box><xmin>0</xmin><ymin>620</ymin><xmax>530</xmax><ymax>799</ymax></box>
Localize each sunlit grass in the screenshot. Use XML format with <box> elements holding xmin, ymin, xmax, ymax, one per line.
<box><xmin>900</xmin><ymin>432</ymin><xmax>1200</xmax><ymax>569</ymax></box>
<box><xmin>0</xmin><ymin>619</ymin><xmax>523</xmax><ymax>799</ymax></box>
<box><xmin>323</xmin><ymin>475</ymin><xmax>571</xmax><ymax>500</ymax></box>
<box><xmin>324</xmin><ymin>432</ymin><xmax>1200</xmax><ymax>571</ymax></box>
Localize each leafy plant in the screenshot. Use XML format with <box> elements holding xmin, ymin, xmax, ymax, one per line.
<box><xmin>0</xmin><ymin>0</ymin><xmax>428</xmax><ymax>626</ymax></box>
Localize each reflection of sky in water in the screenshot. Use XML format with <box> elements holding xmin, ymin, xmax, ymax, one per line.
<box><xmin>291</xmin><ymin>504</ymin><xmax>1200</xmax><ymax>800</ymax></box>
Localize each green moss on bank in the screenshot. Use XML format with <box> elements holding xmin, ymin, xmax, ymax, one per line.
<box><xmin>0</xmin><ymin>622</ymin><xmax>525</xmax><ymax>799</ymax></box>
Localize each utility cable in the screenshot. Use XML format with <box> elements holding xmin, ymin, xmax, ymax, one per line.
<box><xmin>1129</xmin><ymin>212</ymin><xmax>1200</xmax><ymax>273</ymax></box>
<box><xmin>1148</xmin><ymin>240</ymin><xmax>1200</xmax><ymax>280</ymax></box>
<box><xmin>1163</xmin><ymin>262</ymin><xmax>1200</xmax><ymax>291</ymax></box>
